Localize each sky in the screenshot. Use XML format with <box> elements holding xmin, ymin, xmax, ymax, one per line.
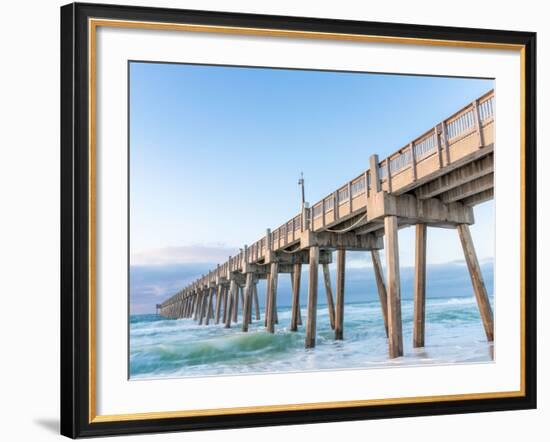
<box><xmin>129</xmin><ymin>61</ymin><xmax>494</xmax><ymax>314</ymax></box>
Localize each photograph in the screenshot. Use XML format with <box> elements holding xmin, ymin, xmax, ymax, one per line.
<box><xmin>0</xmin><ymin>0</ymin><xmax>544</xmax><ymax>440</ymax></box>
<box><xmin>57</xmin><ymin>2</ymin><xmax>537</xmax><ymax>437</ymax></box>
<box><xmin>129</xmin><ymin>63</ymin><xmax>496</xmax><ymax>380</ymax></box>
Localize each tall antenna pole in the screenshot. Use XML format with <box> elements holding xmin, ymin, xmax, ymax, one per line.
<box><xmin>298</xmin><ymin>171</ymin><xmax>305</xmax><ymax>209</ymax></box>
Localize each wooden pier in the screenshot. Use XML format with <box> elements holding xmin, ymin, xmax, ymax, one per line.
<box><xmin>158</xmin><ymin>90</ymin><xmax>495</xmax><ymax>358</ymax></box>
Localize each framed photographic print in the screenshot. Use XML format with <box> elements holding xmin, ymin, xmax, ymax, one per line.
<box><xmin>60</xmin><ymin>2</ymin><xmax>537</xmax><ymax>438</ymax></box>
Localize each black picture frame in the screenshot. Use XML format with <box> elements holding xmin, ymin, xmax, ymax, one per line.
<box><xmin>61</xmin><ymin>2</ymin><xmax>537</xmax><ymax>438</ymax></box>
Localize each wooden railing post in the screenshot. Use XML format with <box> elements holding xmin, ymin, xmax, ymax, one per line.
<box><xmin>386</xmin><ymin>159</ymin><xmax>393</xmax><ymax>193</ymax></box>
<box><xmin>347</xmin><ymin>181</ymin><xmax>353</xmax><ymax>212</ymax></box>
<box><xmin>369</xmin><ymin>154</ymin><xmax>381</xmax><ymax>193</ymax></box>
<box><xmin>441</xmin><ymin>121</ymin><xmax>451</xmax><ymax>165</ymax></box>
<box><xmin>472</xmin><ymin>100</ymin><xmax>484</xmax><ymax>148</ymax></box>
<box><xmin>435</xmin><ymin>126</ymin><xmax>443</xmax><ymax>169</ymax></box>
<box><xmin>410</xmin><ymin>142</ymin><xmax>417</xmax><ymax>181</ymax></box>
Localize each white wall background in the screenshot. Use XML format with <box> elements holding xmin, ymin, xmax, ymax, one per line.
<box><xmin>0</xmin><ymin>0</ymin><xmax>546</xmax><ymax>440</ymax></box>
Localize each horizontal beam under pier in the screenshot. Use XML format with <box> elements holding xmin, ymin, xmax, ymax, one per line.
<box><xmin>461</xmin><ymin>188</ymin><xmax>494</xmax><ymax>207</ymax></box>
<box><xmin>438</xmin><ymin>173</ymin><xmax>493</xmax><ymax>204</ymax></box>
<box><xmin>366</xmin><ymin>193</ymin><xmax>475</xmax><ymax>225</ymax></box>
<box><xmin>414</xmin><ymin>153</ymin><xmax>493</xmax><ymax>200</ymax></box>
<box><xmin>299</xmin><ymin>231</ymin><xmax>383</xmax><ymax>250</ymax></box>
<box><xmin>263</xmin><ymin>248</ymin><xmax>332</xmax><ymax>265</ymax></box>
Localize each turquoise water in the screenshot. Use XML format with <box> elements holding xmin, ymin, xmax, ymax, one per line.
<box><xmin>129</xmin><ymin>295</ymin><xmax>494</xmax><ymax>379</ymax></box>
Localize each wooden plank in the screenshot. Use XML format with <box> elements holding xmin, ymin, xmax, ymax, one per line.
<box><xmin>322</xmin><ymin>263</ymin><xmax>336</xmax><ymax>330</ymax></box>
<box><xmin>457</xmin><ymin>224</ymin><xmax>494</xmax><ymax>341</ymax></box>
<box><xmin>335</xmin><ymin>249</ymin><xmax>346</xmax><ymax>340</ymax></box>
<box><xmin>290</xmin><ymin>263</ymin><xmax>302</xmax><ymax>331</ymax></box>
<box><xmin>384</xmin><ymin>215</ymin><xmax>403</xmax><ymax>358</ymax></box>
<box><xmin>305</xmin><ymin>246</ymin><xmax>319</xmax><ymax>348</ymax></box>
<box><xmin>370</xmin><ymin>249</ymin><xmax>389</xmax><ymax>337</ymax></box>
<box><xmin>413</xmin><ymin>224</ymin><xmax>427</xmax><ymax>348</ymax></box>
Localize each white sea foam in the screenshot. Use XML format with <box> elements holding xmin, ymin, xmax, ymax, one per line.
<box><xmin>130</xmin><ymin>296</ymin><xmax>494</xmax><ymax>379</ymax></box>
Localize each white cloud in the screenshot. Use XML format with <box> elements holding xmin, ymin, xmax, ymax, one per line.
<box><xmin>131</xmin><ymin>245</ymin><xmax>239</xmax><ymax>266</ymax></box>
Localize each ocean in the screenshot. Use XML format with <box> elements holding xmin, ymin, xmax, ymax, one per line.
<box><xmin>129</xmin><ymin>294</ymin><xmax>494</xmax><ymax>379</ymax></box>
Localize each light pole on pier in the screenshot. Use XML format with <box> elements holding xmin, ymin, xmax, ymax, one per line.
<box><xmin>298</xmin><ymin>171</ymin><xmax>306</xmax><ymax>210</ymax></box>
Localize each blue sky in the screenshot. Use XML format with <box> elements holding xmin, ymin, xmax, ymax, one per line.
<box><xmin>129</xmin><ymin>61</ymin><xmax>494</xmax><ymax>313</ymax></box>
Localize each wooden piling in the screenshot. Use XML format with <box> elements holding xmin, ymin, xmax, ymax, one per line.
<box><xmin>305</xmin><ymin>246</ymin><xmax>319</xmax><ymax>348</ymax></box>
<box><xmin>223</xmin><ymin>285</ymin><xmax>229</xmax><ymax>323</ymax></box>
<box><xmin>264</xmin><ymin>277</ymin><xmax>271</xmax><ymax>328</ymax></box>
<box><xmin>248</xmin><ymin>282</ymin><xmax>254</xmax><ymax>324</ymax></box>
<box><xmin>221</xmin><ymin>287</ymin><xmax>227</xmax><ymax>324</ymax></box>
<box><xmin>267</xmin><ymin>262</ymin><xmax>279</xmax><ymax>333</ymax></box>
<box><xmin>224</xmin><ymin>281</ymin><xmax>236</xmax><ymax>328</ymax></box>
<box><xmin>205</xmin><ymin>287</ymin><xmax>214</xmax><ymax>325</ymax></box>
<box><xmin>290</xmin><ymin>263</ymin><xmax>302</xmax><ymax>331</ymax></box>
<box><xmin>242</xmin><ymin>273</ymin><xmax>253</xmax><ymax>332</ymax></box>
<box><xmin>385</xmin><ymin>215</ymin><xmax>403</xmax><ymax>358</ymax></box>
<box><xmin>413</xmin><ymin>224</ymin><xmax>427</xmax><ymax>347</ymax></box>
<box><xmin>457</xmin><ymin>224</ymin><xmax>494</xmax><ymax>341</ymax></box>
<box><xmin>198</xmin><ymin>290</ymin><xmax>206</xmax><ymax>325</ymax></box>
<box><xmin>371</xmin><ymin>249</ymin><xmax>389</xmax><ymax>337</ymax></box>
<box><xmin>215</xmin><ymin>285</ymin><xmax>223</xmax><ymax>324</ymax></box>
<box><xmin>232</xmin><ymin>283</ymin><xmax>239</xmax><ymax>323</ymax></box>
<box><xmin>194</xmin><ymin>292</ymin><xmax>200</xmax><ymax>323</ymax></box>
<box><xmin>335</xmin><ymin>249</ymin><xmax>346</xmax><ymax>340</ymax></box>
<box><xmin>322</xmin><ymin>263</ymin><xmax>336</xmax><ymax>330</ymax></box>
<box><xmin>253</xmin><ymin>282</ymin><xmax>260</xmax><ymax>320</ymax></box>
